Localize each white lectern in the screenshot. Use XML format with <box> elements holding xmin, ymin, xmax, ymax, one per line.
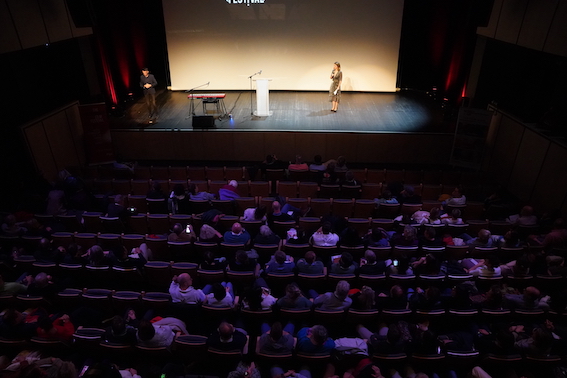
<box><xmin>253</xmin><ymin>78</ymin><xmax>273</xmax><ymax>116</ymax></box>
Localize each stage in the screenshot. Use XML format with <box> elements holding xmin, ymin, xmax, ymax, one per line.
<box><xmin>110</xmin><ymin>90</ymin><xmax>448</xmax><ymax>134</ymax></box>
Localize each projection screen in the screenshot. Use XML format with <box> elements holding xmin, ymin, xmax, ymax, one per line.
<box><xmin>163</xmin><ymin>0</ymin><xmax>404</xmax><ymax>92</ymax></box>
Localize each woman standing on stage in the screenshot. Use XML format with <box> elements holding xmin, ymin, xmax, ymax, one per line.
<box><xmin>329</xmin><ymin>61</ymin><xmax>342</xmax><ymax>112</ymax></box>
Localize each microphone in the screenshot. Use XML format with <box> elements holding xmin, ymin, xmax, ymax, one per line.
<box><xmin>259</xmin><ymin>70</ymin><xmax>262</xmax><ymax>75</ymax></box>
<box><xmin>207</xmin><ymin>81</ymin><xmax>210</xmax><ymax>85</ymax></box>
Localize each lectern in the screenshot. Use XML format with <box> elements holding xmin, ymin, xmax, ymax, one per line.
<box><xmin>253</xmin><ymin>78</ymin><xmax>273</xmax><ymax>116</ymax></box>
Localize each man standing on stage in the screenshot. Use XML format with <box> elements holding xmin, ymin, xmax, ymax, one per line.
<box><xmin>140</xmin><ymin>67</ymin><xmax>158</xmax><ymax>118</ymax></box>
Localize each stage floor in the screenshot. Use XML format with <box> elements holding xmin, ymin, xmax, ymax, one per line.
<box><xmin>110</xmin><ymin>90</ymin><xmax>447</xmax><ymax>133</ymax></box>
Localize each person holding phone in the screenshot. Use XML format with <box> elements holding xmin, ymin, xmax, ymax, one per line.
<box><xmin>167</xmin><ymin>222</ymin><xmax>195</xmax><ymax>242</ymax></box>
<box><xmin>329</xmin><ymin>61</ymin><xmax>342</xmax><ymax>112</ymax></box>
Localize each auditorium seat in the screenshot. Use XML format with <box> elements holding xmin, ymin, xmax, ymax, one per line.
<box><xmin>298</xmin><ymin>181</ymin><xmax>319</xmax><ymax>199</ymax></box>
<box><xmin>353</xmin><ymin>199</ymin><xmax>375</xmax><ymax>218</ymax></box>
<box><xmin>187</xmin><ymin>166</ymin><xmax>207</xmax><ymax>181</ymax></box>
<box><xmin>276</xmin><ymin>180</ymin><xmax>298</xmax><ymax>198</ymax></box>
<box><xmin>168</xmin><ymin>166</ymin><xmax>188</xmax><ymax>180</ymax></box>
<box><xmin>360</xmin><ymin>183</ymin><xmax>382</xmax><ymax>200</ymax></box>
<box><xmin>309</xmin><ymin>198</ymin><xmax>332</xmax><ymax>217</ymax></box>
<box><xmin>332</xmin><ymin>198</ymin><xmax>354</xmax><ymax>218</ymax></box>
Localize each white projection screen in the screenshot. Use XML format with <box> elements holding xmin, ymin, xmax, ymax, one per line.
<box><xmin>163</xmin><ymin>0</ymin><xmax>404</xmax><ymax>92</ymax></box>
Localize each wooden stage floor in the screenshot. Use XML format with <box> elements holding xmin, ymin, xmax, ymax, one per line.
<box><xmin>110</xmin><ymin>90</ymin><xmax>447</xmax><ymax>133</ymax></box>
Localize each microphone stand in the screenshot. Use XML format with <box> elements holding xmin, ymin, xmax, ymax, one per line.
<box><xmin>248</xmin><ymin>71</ymin><xmax>262</xmax><ymax>116</ymax></box>
<box><xmin>186</xmin><ymin>82</ymin><xmax>210</xmax><ymax>117</ymax></box>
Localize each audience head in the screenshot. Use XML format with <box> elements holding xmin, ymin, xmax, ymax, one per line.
<box><xmin>334</xmin><ymin>280</ymin><xmax>350</xmax><ymax>301</ymax></box>
<box><xmin>520</xmin><ymin>205</ymin><xmax>534</xmax><ymax>217</ymax></box>
<box><xmin>451</xmin><ymin>208</ymin><xmax>462</xmax><ymax>219</ymax></box>
<box><xmin>173</xmin><ymin>184</ymin><xmax>185</xmax><ymax>196</ymax></box>
<box><xmin>390</xmin><ymin>285</ymin><xmax>404</xmax><ymax>298</ymax></box>
<box><xmin>173</xmin><ymin>223</ymin><xmax>184</xmax><ymax>235</ymax></box>
<box><xmin>187</xmin><ymin>182</ymin><xmax>198</xmax><ymax>195</ymax></box>
<box><xmin>231</xmin><ymin>222</ymin><xmax>243</xmax><ymax>234</ymax></box>
<box><xmin>429</xmin><ymin>207</ymin><xmax>440</xmax><ymax>220</ymax></box>
<box><xmin>339</xmin><ymin>252</ymin><xmax>354</xmax><ymax>269</ymax></box>
<box><xmin>235</xmin><ymin>250</ymin><xmax>249</xmax><ymax>264</ymax></box>
<box><xmin>274</xmin><ymin>250</ymin><xmax>287</xmax><ymax>264</ymax></box>
<box><xmin>212</xmin><ymin>282</ymin><xmax>227</xmax><ymax>301</ymax></box>
<box><xmin>228</xmin><ymin>180</ymin><xmax>238</xmax><ymax>188</ymax></box>
<box><xmin>304</xmin><ymin>251</ymin><xmax>316</xmax><ymax>264</ymax></box>
<box><xmin>364</xmin><ymin>250</ymin><xmax>376</xmax><ymax>264</ymax></box>
<box><xmin>477</xmin><ymin>229</ymin><xmax>491</xmax><ymax>243</ymax></box>
<box><xmin>359</xmin><ymin>286</ymin><xmax>376</xmax><ymax>309</ymax></box>
<box><xmin>137</xmin><ymin>319</ymin><xmax>156</xmax><ymax>341</ymax></box>
<box><xmin>321</xmin><ymin>221</ymin><xmax>332</xmax><ymax>234</ymax></box>
<box><xmin>218</xmin><ymin>322</ymin><xmax>235</xmax><ymax>341</ymax></box>
<box><xmin>200</xmin><ymin>224</ymin><xmax>218</xmax><ymax>240</ymax></box>
<box><xmin>254</xmin><ymin>205</ymin><xmax>267</xmax><ymax>220</ymax></box>
<box><xmin>309</xmin><ymin>325</ymin><xmax>328</xmax><ymax>345</ymax></box>
<box><xmin>88</xmin><ymin>245</ymin><xmax>104</xmax><ymax>265</ymax></box>
<box><xmin>260</xmin><ymin>225</ymin><xmax>274</xmax><ymax>237</ymax></box>
<box><xmin>269</xmin><ymin>321</ymin><xmax>283</xmax><ymax>342</ymax></box>
<box><xmin>344</xmin><ymin>170</ymin><xmax>355</xmax><ymax>182</ymax></box>
<box><xmin>524</xmin><ymin>286</ymin><xmax>541</xmax><ymax>302</ymax></box>
<box><xmin>403</xmin><ymin>225</ymin><xmax>417</xmax><ymax>241</ymax></box>
<box><xmin>451</xmin><ymin>186</ymin><xmax>463</xmax><ymax>198</ymax></box>
<box><xmin>110</xmin><ymin>315</ymin><xmax>126</xmax><ymax>336</ymax></box>
<box><xmin>177</xmin><ymin>273</ymin><xmax>192</xmax><ymax>289</ymax></box>
<box><xmin>285</xmin><ymin>283</ymin><xmax>302</xmax><ymax>301</ymax></box>
<box><xmin>313</xmin><ymin>155</ymin><xmax>322</xmax><ymax>164</ymax></box>
<box><xmin>423</xmin><ymin>226</ymin><xmax>436</xmax><ymax>240</ymax></box>
<box><xmin>272</xmin><ymin>201</ymin><xmax>282</xmax><ymax>213</ymax></box>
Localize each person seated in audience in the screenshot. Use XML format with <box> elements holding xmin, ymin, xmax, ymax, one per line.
<box><xmin>285</xmin><ymin>225</ymin><xmax>311</xmax><ymax>245</ymax></box>
<box><xmin>2</xmin><ymin>214</ymin><xmax>27</xmax><ymax>236</ymax></box>
<box><xmin>339</xmin><ymin>226</ymin><xmax>364</xmax><ymax>247</ymax></box>
<box><xmin>358</xmin><ymin>250</ymin><xmax>387</xmax><ymax>275</ymax></box>
<box><xmin>36</xmin><ymin>314</ymin><xmax>74</xmax><ymax>342</ymax></box>
<box><xmin>326</xmin><ymin>155</ymin><xmax>348</xmax><ymax>173</ymax></box>
<box><xmin>475</xmin><ymin>326</ymin><xmax>516</xmax><ymax>356</ymax></box>
<box><xmin>229</xmin><ymin>250</ymin><xmax>260</xmax><ymax>277</ymax></box>
<box><xmin>310</xmin><ymin>222</ymin><xmax>339</xmax><ymax>247</ymax></box>
<box><xmin>364</xmin><ymin>227</ymin><xmax>390</xmax><ymax>247</ymax></box>
<box><xmin>473</xmin><ymin>284</ymin><xmax>505</xmax><ymax>310</ymax></box>
<box><xmin>169</xmin><ymin>273</ymin><xmax>205</xmax><ymax>304</ymax></box>
<box><xmin>339</xmin><ymin>170</ymin><xmax>360</xmax><ymax>187</ymax></box>
<box><xmin>265</xmin><ymin>250</ymin><xmax>295</xmax><ymax>274</ymax></box>
<box><xmin>270</xmin><ymin>367</ymin><xmax>313</xmax><ymax>378</ymax></box>
<box><xmin>45</xmin><ymin>181</ymin><xmax>66</xmax><ymax>215</ymax></box>
<box><xmin>462</xmin><ymin>255</ymin><xmax>502</xmax><ymax>277</ymax></box>
<box><xmin>223</xmin><ymin>222</ymin><xmax>251</xmax><ymax>245</ymax></box>
<box><xmin>168</xmin><ymin>222</ymin><xmax>195</xmax><ymax>242</ymax></box>
<box><xmin>104</xmin><ymin>315</ymin><xmax>137</xmax><ymax>345</ymax></box>
<box><xmin>259</xmin><ymin>154</ymin><xmax>289</xmax><ymax>179</ymax></box>
<box><xmin>390</xmin><ymin>225</ymin><xmax>418</xmax><ymax>247</ymax></box>
<box><xmin>499</xmin><ymin>255</ymin><xmax>531</xmax><ymax>277</ymax></box>
<box><xmin>203</xmin><ymin>282</ymin><xmax>235</xmax><ymax>307</ymax></box>
<box><xmin>427</xmin><ymin>207</ymin><xmax>442</xmax><ymax>225</ymax></box>
<box><xmin>276</xmin><ymin>283</ymin><xmax>312</xmax><ymax>309</ymax></box>
<box><xmin>219</xmin><ymin>180</ymin><xmax>241</xmax><ymax>200</ymax></box>
<box><xmin>208</xmin><ymin>321</ymin><xmax>248</xmax><ymax>351</ymax></box>
<box><xmin>308</xmin><ymin>155</ymin><xmax>326</xmax><ymax>172</ymax></box>
<box><xmin>0</xmin><ymin>308</ymin><xmax>37</xmax><ymax>339</ymax></box>
<box><xmin>377</xmin><ymin>285</ymin><xmax>408</xmax><ymax>310</ymax></box>
<box><xmin>254</xmin><ymin>225</ymin><xmax>281</xmax><ymax>246</ymax></box>
<box><xmin>442</xmin><ymin>185</ymin><xmax>466</xmax><ymax>207</ymax></box>
<box><xmin>296</xmin><ymin>324</ymin><xmax>335</xmax><ymax>354</ymax></box>
<box><xmin>83</xmin><ymin>245</ymin><xmax>117</xmax><ymax>266</ymax></box>
<box><xmin>268</xmin><ymin>201</ymin><xmax>294</xmax><ymax>227</ymax></box>
<box><xmin>296</xmin><ymin>251</ymin><xmax>325</xmax><ymax>275</ymax></box>
<box><xmin>510</xmin><ymin>324</ymin><xmax>554</xmax><ymax>356</ymax></box>
<box><xmin>0</xmin><ymin>274</ymin><xmax>28</xmax><ymax>296</ymax></box>
<box><xmin>419</xmin><ymin>227</ymin><xmax>445</xmax><ymax>248</ymax></box>
<box><xmin>497</xmin><ymin>230</ymin><xmax>522</xmax><ymax>248</ymax></box>
<box><xmin>146</xmin><ymin>181</ymin><xmax>166</xmax><ymax>199</ymax></box>
<box><xmin>461</xmin><ymin>229</ymin><xmax>497</xmax><ymax>247</ymax></box>
<box><xmin>106</xmin><ymin>194</ymin><xmax>129</xmax><ymax>221</ymax></box>
<box><xmin>507</xmin><ymin>205</ymin><xmax>538</xmax><ymax>226</ymax></box>
<box><xmin>410</xmin><ymin>253</ymin><xmax>442</xmax><ymax>276</ymax></box>
<box><xmin>504</xmin><ymin>286</ymin><xmax>549</xmax><ymax>310</ymax></box>
<box><xmin>137</xmin><ymin>317</ymin><xmax>187</xmax><ymax>348</ymax></box>
<box><xmin>199</xmin><ymin>250</ymin><xmax>227</xmax><ymax>270</ymax></box>
<box><xmin>529</xmin><ymin>218</ymin><xmax>567</xmax><ymax>251</ymax></box>
<box><xmin>320</xmin><ymin>162</ymin><xmax>338</xmax><ymax>185</ymax></box>
<box><xmin>312</xmin><ymin>280</ymin><xmax>352</xmax><ymax>311</ymax></box>
<box><xmin>241</xmin><ymin>204</ymin><xmax>267</xmax><ymax>223</ymax></box>
<box><xmin>373</xmin><ymin>190</ymin><xmax>398</xmax><ymax>207</ymax></box>
<box><xmin>227</xmin><ymin>359</ymin><xmax>261</xmax><ymax>378</ymax></box>
<box><xmin>288</xmin><ymin>154</ymin><xmax>309</xmax><ymax>171</ymax></box>
<box><xmin>445</xmin><ymin>282</ymin><xmax>475</xmax><ymax>310</ymax></box>
<box><xmin>33</xmin><ymin>237</ymin><xmax>57</xmax><ymax>262</ymax></box>
<box><xmin>330</xmin><ymin>252</ymin><xmax>358</xmax><ymax>275</ymax></box>
<box><xmin>188</xmin><ymin>182</ymin><xmax>215</xmax><ymax>201</ymax></box>
<box><xmin>397</xmin><ymin>185</ymin><xmax>421</xmax><ymax>205</ymax></box>
<box><xmin>26</xmin><ymin>272</ymin><xmax>61</xmax><ymax>299</ymax></box>
<box><xmin>113</xmin><ymin>245</ymin><xmax>147</xmax><ymax>270</ymax></box>
<box><xmin>239</xmin><ymin>278</ymin><xmax>277</xmax><ymax>311</ymax></box>
<box><xmin>168</xmin><ymin>183</ymin><xmax>191</xmax><ymax>215</ymax></box>
<box><xmin>199</xmin><ymin>223</ymin><xmax>223</xmax><ymax>243</ymax></box>
<box><xmin>349</xmin><ymin>285</ymin><xmax>376</xmax><ymax>310</ymax></box>
<box><xmin>258</xmin><ymin>321</ymin><xmax>295</xmax><ymax>354</ymax></box>
<box><xmin>441</xmin><ymin>208</ymin><xmax>464</xmax><ymax>224</ymax></box>
<box><xmin>356</xmin><ymin>321</ymin><xmax>408</xmax><ymax>355</ymax></box>
<box><xmin>408</xmin><ymin>286</ymin><xmax>442</xmax><ymax>311</ymax></box>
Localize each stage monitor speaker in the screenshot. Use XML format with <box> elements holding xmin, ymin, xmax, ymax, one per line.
<box><xmin>192</xmin><ymin>116</ymin><xmax>215</xmax><ymax>128</ymax></box>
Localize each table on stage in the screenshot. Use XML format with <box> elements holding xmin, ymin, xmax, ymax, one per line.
<box><xmin>187</xmin><ymin>93</ymin><xmax>228</xmax><ymax>119</ymax></box>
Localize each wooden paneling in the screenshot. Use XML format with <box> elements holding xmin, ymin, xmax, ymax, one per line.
<box><xmin>0</xmin><ymin>0</ymin><xmax>21</xmax><ymax>53</ymax></box>
<box><xmin>486</xmin><ymin>115</ymin><xmax>524</xmax><ymax>183</ymax></box>
<box><xmin>507</xmin><ymin>129</ymin><xmax>550</xmax><ymax>201</ymax></box>
<box><xmin>40</xmin><ymin>0</ymin><xmax>74</xmax><ymax>43</ymax></box>
<box><xmin>531</xmin><ymin>143</ymin><xmax>567</xmax><ymax>213</ymax></box>
<box><xmin>544</xmin><ymin>0</ymin><xmax>567</xmax><ymax>56</ymax></box>
<box><xmin>24</xmin><ymin>122</ymin><xmax>58</xmax><ymax>181</ymax></box>
<box><xmin>43</xmin><ymin>112</ymin><xmax>80</xmax><ymax>172</ymax></box>
<box><xmin>517</xmin><ymin>0</ymin><xmax>557</xmax><ymax>51</ymax></box>
<box><xmin>7</xmin><ymin>0</ymin><xmax>49</xmax><ymax>49</ymax></box>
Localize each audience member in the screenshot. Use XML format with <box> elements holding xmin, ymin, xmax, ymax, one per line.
<box><xmin>188</xmin><ymin>182</ymin><xmax>215</xmax><ymax>201</ymax></box>
<box><xmin>265</xmin><ymin>250</ymin><xmax>295</xmax><ymax>274</ymax></box>
<box><xmin>330</xmin><ymin>252</ymin><xmax>358</xmax><ymax>275</ymax></box>
<box><xmin>219</xmin><ymin>180</ymin><xmax>241</xmax><ymax>200</ymax></box>
<box><xmin>254</xmin><ymin>225</ymin><xmax>281</xmax><ymax>245</ymax></box>
<box><xmin>310</xmin><ymin>222</ymin><xmax>339</xmax><ymax>246</ymax></box>
<box><xmin>276</xmin><ymin>283</ymin><xmax>313</xmax><ymax>309</ymax></box>
<box><xmin>296</xmin><ymin>325</ymin><xmax>335</xmax><ymax>354</ymax></box>
<box><xmin>312</xmin><ymin>280</ymin><xmax>352</xmax><ymax>311</ymax></box>
<box><xmin>207</xmin><ymin>321</ymin><xmax>248</xmax><ymax>351</ymax></box>
<box><xmin>168</xmin><ymin>222</ymin><xmax>195</xmax><ymax>242</ymax></box>
<box><xmin>296</xmin><ymin>251</ymin><xmax>325</xmax><ymax>274</ymax></box>
<box><xmin>223</xmin><ymin>222</ymin><xmax>251</xmax><ymax>245</ymax></box>
<box><xmin>169</xmin><ymin>273</ymin><xmax>205</xmax><ymax>304</ymax></box>
<box><xmin>241</xmin><ymin>204</ymin><xmax>267</xmax><ymax>222</ymax></box>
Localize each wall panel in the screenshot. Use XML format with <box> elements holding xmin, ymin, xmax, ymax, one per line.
<box><xmin>530</xmin><ymin>143</ymin><xmax>567</xmax><ymax>213</ymax></box>
<box><xmin>495</xmin><ymin>0</ymin><xmax>528</xmax><ymax>44</ymax></box>
<box><xmin>486</xmin><ymin>115</ymin><xmax>524</xmax><ymax>183</ymax></box>
<box><xmin>40</xmin><ymin>0</ymin><xmax>74</xmax><ymax>43</ymax></box>
<box><xmin>7</xmin><ymin>0</ymin><xmax>48</xmax><ymax>49</ymax></box>
<box><xmin>544</xmin><ymin>0</ymin><xmax>567</xmax><ymax>56</ymax></box>
<box><xmin>0</xmin><ymin>0</ymin><xmax>21</xmax><ymax>53</ymax></box>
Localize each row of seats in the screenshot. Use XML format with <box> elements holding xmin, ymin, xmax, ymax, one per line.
<box><xmin>85</xmin><ymin>178</ymin><xmax>494</xmax><ymax>203</ymax></box>
<box><xmin>85</xmin><ymin>165</ymin><xmax>489</xmax><ymax>187</ymax></box>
